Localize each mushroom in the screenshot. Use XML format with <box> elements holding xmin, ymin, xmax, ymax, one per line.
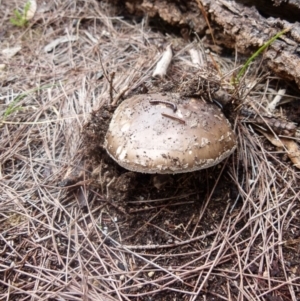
<box><xmin>104</xmin><ymin>93</ymin><xmax>236</xmax><ymax>174</ymax></box>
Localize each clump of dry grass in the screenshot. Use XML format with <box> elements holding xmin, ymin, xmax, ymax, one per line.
<box><xmin>1</xmin><ymin>0</ymin><xmax>300</xmax><ymax>301</ymax></box>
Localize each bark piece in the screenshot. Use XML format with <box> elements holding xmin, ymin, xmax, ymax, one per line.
<box><xmin>201</xmin><ymin>0</ymin><xmax>300</xmax><ymax>87</ymax></box>
<box><xmin>125</xmin><ymin>0</ymin><xmax>300</xmax><ymax>89</ymax></box>
<box><xmin>125</xmin><ymin>0</ymin><xmax>207</xmax><ymax>34</ymax></box>
<box><xmin>237</xmin><ymin>0</ymin><xmax>300</xmax><ymax>22</ymax></box>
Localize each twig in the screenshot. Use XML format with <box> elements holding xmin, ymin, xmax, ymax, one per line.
<box><xmin>152</xmin><ymin>45</ymin><xmax>173</xmax><ymax>78</ymax></box>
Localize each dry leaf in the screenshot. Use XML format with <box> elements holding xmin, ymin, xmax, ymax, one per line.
<box><xmin>260</xmin><ymin>131</ymin><xmax>300</xmax><ymax>169</ymax></box>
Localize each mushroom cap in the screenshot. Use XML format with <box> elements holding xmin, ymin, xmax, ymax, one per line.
<box><xmin>104</xmin><ymin>93</ymin><xmax>236</xmax><ymax>174</ymax></box>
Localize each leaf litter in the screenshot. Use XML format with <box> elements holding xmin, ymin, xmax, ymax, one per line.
<box><xmin>0</xmin><ymin>0</ymin><xmax>300</xmax><ymax>300</ymax></box>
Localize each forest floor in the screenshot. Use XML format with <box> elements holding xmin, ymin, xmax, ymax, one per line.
<box><xmin>1</xmin><ymin>1</ymin><xmax>300</xmax><ymax>300</ymax></box>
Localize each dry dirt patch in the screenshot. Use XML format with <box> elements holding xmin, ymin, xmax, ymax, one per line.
<box><xmin>1</xmin><ymin>1</ymin><xmax>300</xmax><ymax>300</ymax></box>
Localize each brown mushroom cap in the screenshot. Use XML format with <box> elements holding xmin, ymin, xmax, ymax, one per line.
<box><xmin>104</xmin><ymin>93</ymin><xmax>236</xmax><ymax>174</ymax></box>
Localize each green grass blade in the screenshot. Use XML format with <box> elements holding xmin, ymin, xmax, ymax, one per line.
<box><xmin>236</xmin><ymin>28</ymin><xmax>290</xmax><ymax>82</ymax></box>
<box><xmin>2</xmin><ymin>83</ymin><xmax>59</xmax><ymax>120</ymax></box>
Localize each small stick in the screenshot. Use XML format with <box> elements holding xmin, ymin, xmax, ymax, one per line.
<box><xmin>267</xmin><ymin>88</ymin><xmax>286</xmax><ymax>113</ymax></box>
<box><xmin>152</xmin><ymin>45</ymin><xmax>173</xmax><ymax>78</ymax></box>
<box><xmin>111</xmin><ymin>85</ymin><xmax>129</xmax><ymax>106</ymax></box>
<box><xmin>98</xmin><ymin>54</ymin><xmax>117</xmax><ymax>105</ymax></box>
<box><xmin>161</xmin><ymin>113</ymin><xmax>186</xmax><ymax>124</ymax></box>
<box><xmin>149</xmin><ymin>99</ymin><xmax>177</xmax><ymax>112</ymax></box>
<box><xmin>109</xmin><ymin>72</ymin><xmax>115</xmax><ymax>104</ymax></box>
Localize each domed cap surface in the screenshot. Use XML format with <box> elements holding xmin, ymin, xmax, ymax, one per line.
<box><xmin>104</xmin><ymin>93</ymin><xmax>236</xmax><ymax>174</ymax></box>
